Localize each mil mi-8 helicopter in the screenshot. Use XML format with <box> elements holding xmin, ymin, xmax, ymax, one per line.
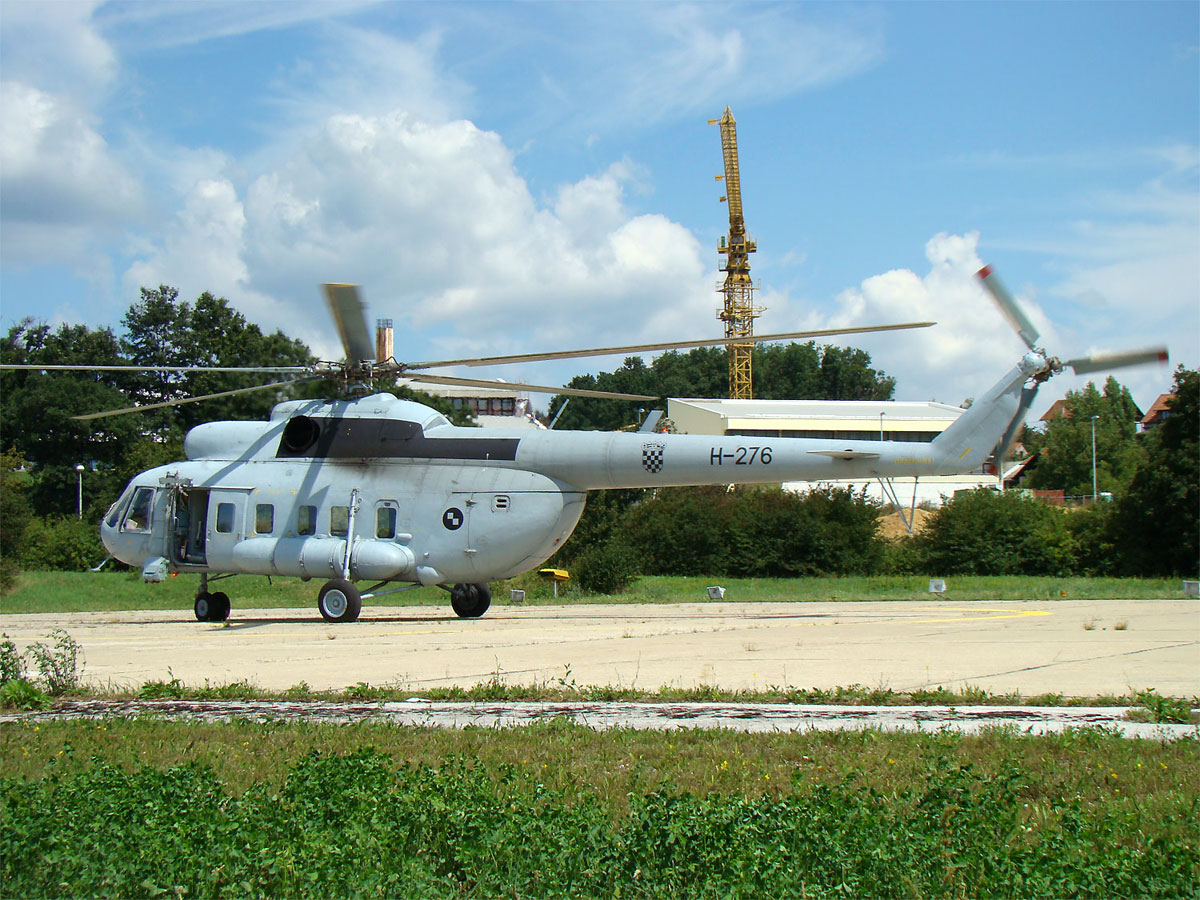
<box><xmin>3</xmin><ymin>271</ymin><xmax>1166</xmax><ymax>623</ymax></box>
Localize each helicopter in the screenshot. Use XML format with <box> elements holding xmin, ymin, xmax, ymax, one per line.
<box><xmin>3</xmin><ymin>272</ymin><xmax>1166</xmax><ymax>623</ymax></box>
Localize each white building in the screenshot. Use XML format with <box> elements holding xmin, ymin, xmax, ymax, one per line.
<box><xmin>666</xmin><ymin>397</ymin><xmax>1001</xmax><ymax>506</ymax></box>
<box><xmin>405</xmin><ymin>380</ymin><xmax>545</xmax><ymax>430</ymax></box>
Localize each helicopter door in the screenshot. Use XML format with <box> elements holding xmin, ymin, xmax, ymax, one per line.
<box><xmin>205</xmin><ymin>489</ymin><xmax>250</xmax><ymax>571</ymax></box>
<box><xmin>170</xmin><ymin>487</ymin><xmax>209</xmax><ymax>565</ymax></box>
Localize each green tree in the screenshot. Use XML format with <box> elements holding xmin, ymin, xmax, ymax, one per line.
<box><xmin>1024</xmin><ymin>377</ymin><xmax>1145</xmax><ymax>497</ymax></box>
<box><xmin>1106</xmin><ymin>367</ymin><xmax>1198</xmax><ymax>576</ymax></box>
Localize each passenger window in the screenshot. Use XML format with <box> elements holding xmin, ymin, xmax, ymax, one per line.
<box><xmin>376</xmin><ymin>506</ymin><xmax>397</xmax><ymax>539</ymax></box>
<box><xmin>216</xmin><ymin>502</ymin><xmax>236</xmax><ymax>534</ymax></box>
<box><xmin>255</xmin><ymin>504</ymin><xmax>274</xmax><ymax>534</ymax></box>
<box><xmin>123</xmin><ymin>488</ymin><xmax>155</xmax><ymax>532</ymax></box>
<box><xmin>297</xmin><ymin>505</ymin><xmax>316</xmax><ymax>536</ymax></box>
<box><xmin>330</xmin><ymin>506</ymin><xmax>349</xmax><ymax>537</ymax></box>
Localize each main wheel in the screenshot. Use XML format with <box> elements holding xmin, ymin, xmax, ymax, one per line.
<box><xmin>194</xmin><ymin>592</ymin><xmax>213</xmax><ymax>621</ymax></box>
<box><xmin>210</xmin><ymin>591</ymin><xmax>231</xmax><ymax>622</ymax></box>
<box><xmin>318</xmin><ymin>579</ymin><xmax>362</xmax><ymax>623</ymax></box>
<box><xmin>450</xmin><ymin>582</ymin><xmax>491</xmax><ymax>618</ymax></box>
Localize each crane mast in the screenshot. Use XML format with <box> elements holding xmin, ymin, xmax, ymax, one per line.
<box><xmin>710</xmin><ymin>106</ymin><xmax>761</xmax><ymax>399</ymax></box>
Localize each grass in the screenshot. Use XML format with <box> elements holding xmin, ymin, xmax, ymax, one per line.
<box><xmin>0</xmin><ymin>570</ymin><xmax>1188</xmax><ymax>615</ymax></box>
<box><xmin>2</xmin><ymin>720</ymin><xmax>1198</xmax><ymax>897</ymax></box>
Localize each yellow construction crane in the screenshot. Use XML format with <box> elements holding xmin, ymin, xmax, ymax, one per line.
<box><xmin>709</xmin><ymin>105</ymin><xmax>762</xmax><ymax>400</ymax></box>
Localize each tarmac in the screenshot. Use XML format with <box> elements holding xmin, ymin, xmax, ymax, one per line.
<box><xmin>3</xmin><ymin>598</ymin><xmax>1197</xmax><ymax>698</ymax></box>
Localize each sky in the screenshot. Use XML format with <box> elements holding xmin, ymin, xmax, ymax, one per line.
<box><xmin>1</xmin><ymin>0</ymin><xmax>1197</xmax><ymax>418</ymax></box>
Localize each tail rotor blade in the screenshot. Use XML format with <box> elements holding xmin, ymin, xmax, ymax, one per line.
<box><xmin>323</xmin><ymin>283</ymin><xmax>375</xmax><ymax>365</ymax></box>
<box><xmin>977</xmin><ymin>265</ymin><xmax>1040</xmax><ymax>350</ymax></box>
<box><xmin>1066</xmin><ymin>347</ymin><xmax>1169</xmax><ymax>376</ymax></box>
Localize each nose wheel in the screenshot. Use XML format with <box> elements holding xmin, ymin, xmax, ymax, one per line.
<box><xmin>194</xmin><ymin>591</ymin><xmax>231</xmax><ymax>622</ymax></box>
<box><xmin>449</xmin><ymin>582</ymin><xmax>491</xmax><ymax>618</ymax></box>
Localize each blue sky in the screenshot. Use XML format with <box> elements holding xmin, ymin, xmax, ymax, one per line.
<box><xmin>2</xmin><ymin>1</ymin><xmax>1196</xmax><ymax>415</ymax></box>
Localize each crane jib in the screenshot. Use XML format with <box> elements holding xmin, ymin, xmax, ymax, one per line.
<box><xmin>275</xmin><ymin>416</ymin><xmax>520</xmax><ymax>461</ymax></box>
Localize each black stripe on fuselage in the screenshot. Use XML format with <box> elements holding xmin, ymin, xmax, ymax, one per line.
<box><xmin>276</xmin><ymin>417</ymin><xmax>520</xmax><ymax>461</ymax></box>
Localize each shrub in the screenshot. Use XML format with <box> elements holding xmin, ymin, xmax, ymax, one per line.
<box><xmin>622</xmin><ymin>485</ymin><xmax>882</xmax><ymax>577</ymax></box>
<box><xmin>915</xmin><ymin>489</ymin><xmax>1075</xmax><ymax>576</ymax></box>
<box><xmin>573</xmin><ymin>541</ymin><xmax>637</xmax><ymax>594</ymax></box>
<box><xmin>19</xmin><ymin>516</ymin><xmax>106</xmax><ymax>572</ymax></box>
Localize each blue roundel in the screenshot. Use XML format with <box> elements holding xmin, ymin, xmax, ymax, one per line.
<box><xmin>442</xmin><ymin>507</ymin><xmax>464</xmax><ymax>530</ymax></box>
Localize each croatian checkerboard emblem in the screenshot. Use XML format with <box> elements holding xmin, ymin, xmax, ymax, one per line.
<box><xmin>641</xmin><ymin>441</ymin><xmax>665</xmax><ymax>474</ymax></box>
<box><xmin>442</xmin><ymin>507</ymin><xmax>464</xmax><ymax>530</ymax></box>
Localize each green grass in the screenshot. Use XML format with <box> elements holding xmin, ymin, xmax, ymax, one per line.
<box><xmin>0</xmin><ymin>570</ymin><xmax>1186</xmax><ymax>614</ymax></box>
<box><xmin>3</xmin><ymin>720</ymin><xmax>1197</xmax><ymax>898</ymax></box>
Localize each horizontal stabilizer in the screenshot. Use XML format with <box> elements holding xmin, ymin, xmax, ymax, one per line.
<box><xmin>807</xmin><ymin>450</ymin><xmax>882</xmax><ymax>460</ymax></box>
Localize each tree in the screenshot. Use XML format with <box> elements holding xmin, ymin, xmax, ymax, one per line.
<box><xmin>1024</xmin><ymin>377</ymin><xmax>1145</xmax><ymax>497</ymax></box>
<box><xmin>1106</xmin><ymin>367</ymin><xmax>1198</xmax><ymax>576</ymax></box>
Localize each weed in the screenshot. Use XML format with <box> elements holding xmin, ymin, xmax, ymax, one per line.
<box><xmin>24</xmin><ymin>628</ymin><xmax>82</xmax><ymax>695</ymax></box>
<box><xmin>1114</xmin><ymin>620</ymin><xmax>1129</xmax><ymax>631</ymax></box>
<box><xmin>0</xmin><ymin>633</ymin><xmax>25</xmax><ymax>682</ymax></box>
<box><xmin>0</xmin><ymin>678</ymin><xmax>50</xmax><ymax>710</ymax></box>
<box><xmin>1083</xmin><ymin>618</ymin><xmax>1098</xmax><ymax>631</ymax></box>
<box><xmin>138</xmin><ymin>672</ymin><xmax>186</xmax><ymax>700</ymax></box>
<box><xmin>1135</xmin><ymin>689</ymin><xmax>1195</xmax><ymax>724</ymax></box>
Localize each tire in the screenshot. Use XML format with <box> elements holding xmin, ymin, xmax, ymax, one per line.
<box><xmin>318</xmin><ymin>579</ymin><xmax>362</xmax><ymax>623</ymax></box>
<box><xmin>450</xmin><ymin>582</ymin><xmax>491</xmax><ymax>618</ymax></box>
<box><xmin>210</xmin><ymin>591</ymin><xmax>231</xmax><ymax>622</ymax></box>
<box><xmin>194</xmin><ymin>593</ymin><xmax>212</xmax><ymax>622</ymax></box>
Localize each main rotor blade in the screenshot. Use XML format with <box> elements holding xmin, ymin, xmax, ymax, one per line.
<box><xmin>1</xmin><ymin>364</ymin><xmax>311</xmax><ymax>373</ymax></box>
<box><xmin>404</xmin><ymin>372</ymin><xmax>656</xmax><ymax>401</ymax></box>
<box><xmin>71</xmin><ymin>378</ymin><xmax>313</xmax><ymax>421</ymax></box>
<box><xmin>977</xmin><ymin>265</ymin><xmax>1040</xmax><ymax>350</ymax></box>
<box><xmin>405</xmin><ymin>321</ymin><xmax>936</xmax><ymax>371</ymax></box>
<box><xmin>323</xmin><ymin>283</ymin><xmax>375</xmax><ymax>365</ymax></box>
<box><xmin>1065</xmin><ymin>347</ymin><xmax>1168</xmax><ymax>376</ymax></box>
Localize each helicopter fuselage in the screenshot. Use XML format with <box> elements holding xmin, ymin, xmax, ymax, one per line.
<box><xmin>101</xmin><ymin>364</ymin><xmax>1027</xmax><ymax>620</ymax></box>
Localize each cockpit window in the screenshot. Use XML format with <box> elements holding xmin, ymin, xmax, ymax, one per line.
<box><xmin>105</xmin><ymin>487</ymin><xmax>134</xmax><ymax>528</ymax></box>
<box><xmin>122</xmin><ymin>487</ymin><xmax>155</xmax><ymax>533</ymax></box>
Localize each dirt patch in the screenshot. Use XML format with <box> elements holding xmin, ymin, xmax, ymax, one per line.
<box><xmin>877</xmin><ymin>508</ymin><xmax>933</xmax><ymax>540</ymax></box>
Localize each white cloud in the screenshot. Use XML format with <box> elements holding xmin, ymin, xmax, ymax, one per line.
<box><xmin>772</xmin><ymin>232</ymin><xmax>1055</xmax><ymax>406</ymax></box>
<box><xmin>0</xmin><ymin>0</ymin><xmax>116</xmax><ymax>102</ymax></box>
<box><xmin>0</xmin><ymin>81</ymin><xmax>144</xmax><ymax>265</ymax></box>
<box><xmin>122</xmin><ymin>109</ymin><xmax>712</xmax><ymax>370</ymax></box>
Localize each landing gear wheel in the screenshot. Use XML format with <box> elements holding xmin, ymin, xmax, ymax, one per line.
<box><xmin>195</xmin><ymin>591</ymin><xmax>232</xmax><ymax>622</ymax></box>
<box><xmin>450</xmin><ymin>582</ymin><xmax>491</xmax><ymax>618</ymax></box>
<box><xmin>194</xmin><ymin>592</ymin><xmax>213</xmax><ymax>621</ymax></box>
<box><xmin>318</xmin><ymin>579</ymin><xmax>362</xmax><ymax>623</ymax></box>
<box><xmin>210</xmin><ymin>591</ymin><xmax>231</xmax><ymax>622</ymax></box>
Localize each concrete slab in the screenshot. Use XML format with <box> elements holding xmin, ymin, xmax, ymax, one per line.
<box><xmin>3</xmin><ymin>599</ymin><xmax>1197</xmax><ymax>697</ymax></box>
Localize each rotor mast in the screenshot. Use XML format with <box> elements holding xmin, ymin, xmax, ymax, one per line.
<box><xmin>710</xmin><ymin>106</ymin><xmax>762</xmax><ymax>400</ymax></box>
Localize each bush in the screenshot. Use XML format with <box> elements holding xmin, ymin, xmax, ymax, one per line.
<box><xmin>915</xmin><ymin>489</ymin><xmax>1075</xmax><ymax>576</ymax></box>
<box><xmin>19</xmin><ymin>516</ymin><xmax>106</xmax><ymax>571</ymax></box>
<box><xmin>622</xmin><ymin>485</ymin><xmax>883</xmax><ymax>578</ymax></box>
<box><xmin>572</xmin><ymin>541</ymin><xmax>637</xmax><ymax>594</ymax></box>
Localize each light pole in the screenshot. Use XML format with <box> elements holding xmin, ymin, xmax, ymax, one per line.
<box><xmin>1090</xmin><ymin>416</ymin><xmax>1099</xmax><ymax>502</ymax></box>
<box><xmin>879</xmin><ymin>411</ymin><xmax>885</xmax><ymax>443</ymax></box>
<box><xmin>75</xmin><ymin>464</ymin><xmax>85</xmax><ymax>519</ymax></box>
